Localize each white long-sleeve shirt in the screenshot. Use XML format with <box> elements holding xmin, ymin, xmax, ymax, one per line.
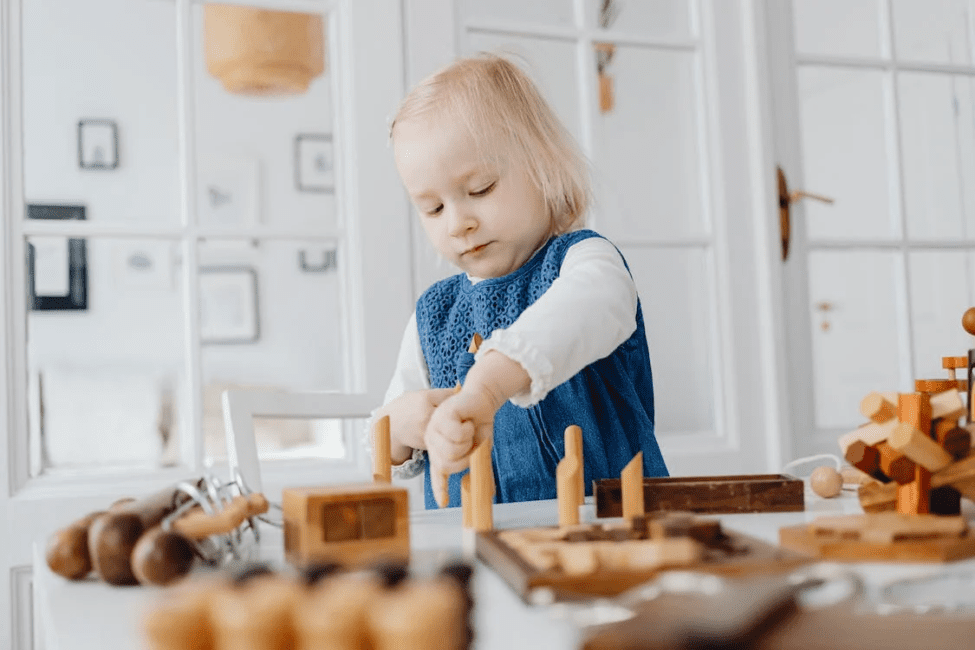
<box><xmin>374</xmin><ymin>236</ymin><xmax>640</xmax><ymax>478</ymax></box>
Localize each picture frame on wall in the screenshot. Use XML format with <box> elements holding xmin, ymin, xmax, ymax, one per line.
<box><xmin>78</xmin><ymin>119</ymin><xmax>119</xmax><ymax>170</ymax></box>
<box><xmin>26</xmin><ymin>204</ymin><xmax>88</xmax><ymax>311</ymax></box>
<box><xmin>199</xmin><ymin>267</ymin><xmax>260</xmax><ymax>344</ymax></box>
<box><xmin>294</xmin><ymin>133</ymin><xmax>334</xmax><ymax>193</ymax></box>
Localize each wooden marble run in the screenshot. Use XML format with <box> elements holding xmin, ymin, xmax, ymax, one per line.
<box><xmin>779</xmin><ymin>307</ymin><xmax>975</xmax><ymax>562</ymax></box>
<box><xmin>45</xmin><ymin>481</ymin><xmax>268</xmax><ymax>587</ymax></box>
<box><xmin>143</xmin><ymin>561</ymin><xmax>474</xmax><ymax>650</ymax></box>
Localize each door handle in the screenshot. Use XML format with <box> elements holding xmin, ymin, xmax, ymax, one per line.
<box><xmin>776</xmin><ymin>166</ymin><xmax>835</xmax><ymax>261</ymax></box>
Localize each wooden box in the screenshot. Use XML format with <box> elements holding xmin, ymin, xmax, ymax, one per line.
<box><xmin>594</xmin><ymin>474</ymin><xmax>804</xmax><ymax>517</ymax></box>
<box><xmin>282</xmin><ymin>483</ymin><xmax>409</xmax><ymax>569</ymax></box>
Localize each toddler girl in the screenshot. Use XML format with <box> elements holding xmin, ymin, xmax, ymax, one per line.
<box><xmin>376</xmin><ymin>53</ymin><xmax>668</xmax><ymax>508</ymax></box>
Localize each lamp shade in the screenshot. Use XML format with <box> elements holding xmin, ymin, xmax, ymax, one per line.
<box><xmin>204</xmin><ymin>4</ymin><xmax>325</xmax><ymax>96</ymax></box>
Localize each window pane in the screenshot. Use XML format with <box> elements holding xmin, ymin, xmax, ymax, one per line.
<box><xmin>793</xmin><ymin>0</ymin><xmax>884</xmax><ymax>59</ymax></box>
<box><xmin>808</xmin><ymin>251</ymin><xmax>904</xmax><ymax>430</ymax></box>
<box><xmin>192</xmin><ymin>4</ymin><xmax>337</xmax><ymax>232</ymax></box>
<box><xmin>462</xmin><ymin>0</ymin><xmax>576</xmax><ymax>28</ymax></box>
<box><xmin>592</xmin><ymin>46</ymin><xmax>704</xmax><ymax>241</ymax></box>
<box><xmin>22</xmin><ymin>0</ymin><xmax>180</xmax><ymax>225</ymax></box>
<box><xmin>591</xmin><ymin>0</ymin><xmax>693</xmax><ymax>39</ymax></box>
<box><xmin>893</xmin><ymin>0</ymin><xmax>973</xmax><ymax>65</ymax></box>
<box><xmin>466</xmin><ymin>33</ymin><xmax>583</xmax><ymax>146</ymax></box>
<box><xmin>198</xmin><ymin>239</ymin><xmax>346</xmax><ymax>462</ymax></box>
<box><xmin>621</xmin><ymin>246</ymin><xmax>715</xmax><ymax>436</ymax></box>
<box><xmin>27</xmin><ymin>237</ymin><xmax>185</xmax><ymax>473</ymax></box>
<box><xmin>899</xmin><ymin>72</ymin><xmax>975</xmax><ymax>240</ymax></box>
<box><xmin>797</xmin><ymin>67</ymin><xmax>896</xmax><ymax>240</ymax></box>
<box><xmin>909</xmin><ymin>250</ymin><xmax>975</xmax><ymax>379</ymax></box>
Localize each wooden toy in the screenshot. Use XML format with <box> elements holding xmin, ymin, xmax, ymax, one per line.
<box><xmin>594</xmin><ymin>474</ymin><xmax>804</xmax><ymax>518</ymax></box>
<box><xmin>581</xmin><ymin>571</ymin><xmax>975</xmax><ymax>650</ymax></box>
<box><xmin>372</xmin><ymin>414</ymin><xmax>392</xmax><ymax>484</ymax></box>
<box><xmin>475</xmin><ymin>511</ymin><xmax>810</xmax><ymax>603</ymax></box>
<box><xmin>47</xmin><ymin>481</ymin><xmax>269</xmax><ymax>587</ymax></box>
<box><xmin>557</xmin><ymin>455</ymin><xmax>582</xmax><ymax>527</ymax></box>
<box><xmin>144</xmin><ymin>562</ymin><xmax>474</xmax><ymax>650</ymax></box>
<box><xmin>782</xmin><ymin>309</ymin><xmax>975</xmax><ymax>561</ymax></box>
<box><xmin>565</xmin><ymin>424</ymin><xmax>584</xmax><ymax>504</ymax></box>
<box><xmin>620</xmin><ymin>452</ymin><xmax>644</xmax><ymax>517</ymax></box>
<box><xmin>469</xmin><ymin>435</ymin><xmax>494</xmax><ymax>532</ymax></box>
<box><xmin>282</xmin><ymin>483</ymin><xmax>409</xmax><ymax>569</ymax></box>
<box><xmin>809</xmin><ymin>466</ymin><xmax>843</xmax><ymax>498</ymax></box>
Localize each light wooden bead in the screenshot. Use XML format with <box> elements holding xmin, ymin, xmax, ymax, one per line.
<box><xmin>810</xmin><ymin>466</ymin><xmax>843</xmax><ymax>498</ymax></box>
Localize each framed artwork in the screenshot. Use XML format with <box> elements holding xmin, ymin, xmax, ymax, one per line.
<box><xmin>26</xmin><ymin>204</ymin><xmax>88</xmax><ymax>311</ymax></box>
<box><xmin>197</xmin><ymin>156</ymin><xmax>260</xmax><ymax>228</ymax></box>
<box><xmin>78</xmin><ymin>119</ymin><xmax>119</xmax><ymax>170</ymax></box>
<box><xmin>294</xmin><ymin>133</ymin><xmax>334</xmax><ymax>193</ymax></box>
<box><xmin>199</xmin><ymin>267</ymin><xmax>260</xmax><ymax>344</ymax></box>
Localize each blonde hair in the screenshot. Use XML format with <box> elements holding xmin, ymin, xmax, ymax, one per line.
<box><xmin>391</xmin><ymin>53</ymin><xmax>591</xmax><ymax>234</ymax></box>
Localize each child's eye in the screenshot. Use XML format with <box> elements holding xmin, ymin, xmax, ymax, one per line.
<box><xmin>470</xmin><ymin>182</ymin><xmax>496</xmax><ymax>197</ymax></box>
<box><xmin>426</xmin><ymin>204</ymin><xmax>443</xmax><ymax>216</ymax></box>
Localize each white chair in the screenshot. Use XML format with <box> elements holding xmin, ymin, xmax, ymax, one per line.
<box><xmin>221</xmin><ymin>388</ymin><xmax>376</xmax><ymax>494</ymax></box>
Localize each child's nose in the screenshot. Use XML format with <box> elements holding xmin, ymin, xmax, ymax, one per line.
<box><xmin>446</xmin><ymin>205</ymin><xmax>477</xmax><ymax>236</ymax></box>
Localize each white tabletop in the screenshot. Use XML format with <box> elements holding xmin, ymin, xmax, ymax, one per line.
<box><xmin>32</xmin><ymin>489</ymin><xmax>975</xmax><ymax>650</ymax></box>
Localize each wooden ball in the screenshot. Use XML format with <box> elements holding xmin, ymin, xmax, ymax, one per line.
<box><xmin>963</xmin><ymin>307</ymin><xmax>975</xmax><ymax>336</ymax></box>
<box><xmin>810</xmin><ymin>466</ymin><xmax>843</xmax><ymax>498</ymax></box>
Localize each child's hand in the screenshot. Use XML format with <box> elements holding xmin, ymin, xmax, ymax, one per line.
<box><xmin>425</xmin><ymin>386</ymin><xmax>499</xmax><ymax>507</ymax></box>
<box><xmin>376</xmin><ymin>388</ymin><xmax>456</xmax><ymax>464</ymax></box>
<box><xmin>425</xmin><ymin>350</ymin><xmax>532</xmax><ymax>507</ymax></box>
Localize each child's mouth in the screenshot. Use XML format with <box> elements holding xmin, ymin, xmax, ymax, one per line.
<box><xmin>465</xmin><ymin>243</ymin><xmax>490</xmax><ymax>255</ymax></box>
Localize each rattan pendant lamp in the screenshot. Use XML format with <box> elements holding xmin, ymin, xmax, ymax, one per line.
<box><xmin>204</xmin><ymin>4</ymin><xmax>325</xmax><ymax>96</ymax></box>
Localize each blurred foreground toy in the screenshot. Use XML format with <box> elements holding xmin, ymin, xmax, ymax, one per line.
<box><xmin>143</xmin><ymin>561</ymin><xmax>474</xmax><ymax>650</ymax></box>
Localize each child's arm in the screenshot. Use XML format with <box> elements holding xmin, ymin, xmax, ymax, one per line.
<box><xmin>425</xmin><ymin>350</ymin><xmax>530</xmax><ymax>505</ymax></box>
<box><xmin>367</xmin><ymin>313</ymin><xmax>451</xmax><ymax>470</ymax></box>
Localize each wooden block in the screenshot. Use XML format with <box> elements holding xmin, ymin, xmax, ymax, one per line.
<box><xmin>944</xmin><ymin>356</ymin><xmax>968</xmax><ymax>369</ymax></box>
<box><xmin>860</xmin><ymin>392</ymin><xmax>896</xmax><ymax>423</ymax></box>
<box><xmin>933</xmin><ymin>419</ymin><xmax>971</xmax><ymax>459</ymax></box>
<box><xmin>809</xmin><ymin>513</ymin><xmax>966</xmax><ymax>543</ymax></box>
<box><xmin>594</xmin><ymin>474</ymin><xmax>804</xmax><ymax>517</ymax></box>
<box><xmin>293</xmin><ymin>573</ymin><xmax>381</xmax><ymax>650</ymax></box>
<box><xmin>858</xmin><ymin>480</ymin><xmax>896</xmax><ymax>513</ymax></box>
<box><xmin>888</xmin><ymin>422</ymin><xmax>952</xmax><ymax>472</ymax></box>
<box><xmin>372</xmin><ymin>415</ymin><xmax>391</xmax><ymax>484</ymax></box>
<box><xmin>565</xmin><ymin>425</ymin><xmax>584</xmax><ymax>505</ymax></box>
<box><xmin>931</xmin><ymin>389</ymin><xmax>966</xmax><ymax>421</ymax></box>
<box><xmin>875</xmin><ymin>441</ymin><xmax>916</xmax><ymax>484</ymax></box>
<box><xmin>209</xmin><ymin>574</ymin><xmax>302</xmax><ymax>650</ymax></box>
<box><xmin>780</xmin><ymin>521</ymin><xmax>975</xmax><ymax>563</ymax></box>
<box><xmin>843</xmin><ymin>441</ymin><xmax>889</xmax><ymax>482</ymax></box>
<box><xmin>461</xmin><ymin>474</ymin><xmax>472</xmax><ymax>529</ymax></box>
<box><xmin>930</xmin><ymin>485</ymin><xmax>962</xmax><ymax>516</ymax></box>
<box><xmin>840</xmin><ymin>466</ymin><xmax>876</xmax><ymax>486</ymax></box>
<box><xmin>368</xmin><ymin>576</ymin><xmax>469</xmax><ymax>650</ymax></box>
<box><xmin>837</xmin><ymin>419</ymin><xmax>898</xmax><ymax>453</ymax></box>
<box><xmin>470</xmin><ymin>437</ymin><xmax>493</xmax><ymax>532</ymax></box>
<box><xmin>557</xmin><ymin>455</ymin><xmax>581</xmax><ymax>527</ymax></box>
<box><xmin>932</xmin><ymin>450</ymin><xmax>975</xmax><ymax>501</ymax></box>
<box><xmin>916</xmin><ymin>379</ymin><xmax>962</xmax><ymax>394</ymax></box>
<box><xmin>896</xmin><ymin>466</ymin><xmax>931</xmax><ymax>515</ymax></box>
<box><xmin>621</xmin><ymin>453</ymin><xmax>644</xmax><ymax>520</ymax></box>
<box><xmin>898</xmin><ymin>392</ymin><xmax>932</xmax><ymax>435</ymax></box>
<box><xmin>143</xmin><ymin>579</ymin><xmax>219</xmax><ymax>650</ymax></box>
<box><xmin>282</xmin><ymin>483</ymin><xmax>409</xmax><ymax>569</ymax></box>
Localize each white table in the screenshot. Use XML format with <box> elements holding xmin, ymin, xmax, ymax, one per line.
<box><xmin>32</xmin><ymin>489</ymin><xmax>975</xmax><ymax>650</ymax></box>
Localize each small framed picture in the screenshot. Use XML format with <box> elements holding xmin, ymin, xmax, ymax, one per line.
<box><xmin>26</xmin><ymin>204</ymin><xmax>88</xmax><ymax>311</ymax></box>
<box><xmin>199</xmin><ymin>267</ymin><xmax>260</xmax><ymax>344</ymax></box>
<box><xmin>197</xmin><ymin>156</ymin><xmax>261</xmax><ymax>228</ymax></box>
<box><xmin>78</xmin><ymin>119</ymin><xmax>119</xmax><ymax>170</ymax></box>
<box><xmin>295</xmin><ymin>133</ymin><xmax>334</xmax><ymax>193</ymax></box>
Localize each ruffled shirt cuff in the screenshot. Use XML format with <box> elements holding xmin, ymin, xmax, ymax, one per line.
<box><xmin>477</xmin><ymin>329</ymin><xmax>554</xmax><ymax>407</ymax></box>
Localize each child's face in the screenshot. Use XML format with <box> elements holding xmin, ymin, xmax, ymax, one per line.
<box><xmin>393</xmin><ymin>115</ymin><xmax>551</xmax><ymax>279</ymax></box>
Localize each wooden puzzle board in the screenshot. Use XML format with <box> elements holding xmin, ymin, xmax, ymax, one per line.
<box><xmin>476</xmin><ymin>521</ymin><xmax>811</xmax><ymax>602</ymax></box>
<box><xmin>780</xmin><ymin>520</ymin><xmax>975</xmax><ymax>562</ymax></box>
<box><xmin>594</xmin><ymin>474</ymin><xmax>805</xmax><ymax>518</ymax></box>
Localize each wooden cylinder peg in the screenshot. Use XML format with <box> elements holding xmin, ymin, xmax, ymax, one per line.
<box><xmin>565</xmin><ymin>425</ymin><xmax>584</xmax><ymax>505</ymax></box>
<box><xmin>888</xmin><ymin>422</ymin><xmax>952</xmax><ymax>472</ymax></box>
<box><xmin>557</xmin><ymin>456</ymin><xmax>581</xmax><ymax>527</ymax></box>
<box><xmin>470</xmin><ymin>437</ymin><xmax>493</xmax><ymax>532</ymax></box>
<box><xmin>373</xmin><ymin>415</ymin><xmax>392</xmax><ymax>484</ymax></box>
<box><xmin>844</xmin><ymin>441</ymin><xmax>888</xmax><ymax>483</ymax></box>
<box><xmin>898</xmin><ymin>392</ymin><xmax>932</xmax><ymax>435</ymax></box>
<box><xmin>860</xmin><ymin>392</ymin><xmax>896</xmax><ymax>423</ymax></box>
<box><xmin>621</xmin><ymin>452</ymin><xmax>645</xmax><ymax>519</ymax></box>
<box><xmin>930</xmin><ymin>389</ymin><xmax>966</xmax><ymax>421</ymax></box>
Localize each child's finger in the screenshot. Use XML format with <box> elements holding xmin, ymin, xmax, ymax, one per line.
<box><xmin>427</xmin><ymin>387</ymin><xmax>456</xmax><ymax>407</ymax></box>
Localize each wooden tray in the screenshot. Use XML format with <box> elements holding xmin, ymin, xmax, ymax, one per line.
<box><xmin>594</xmin><ymin>474</ymin><xmax>805</xmax><ymax>518</ymax></box>
<box><xmin>476</xmin><ymin>519</ymin><xmax>811</xmax><ymax>603</ymax></box>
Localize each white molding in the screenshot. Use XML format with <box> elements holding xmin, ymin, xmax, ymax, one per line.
<box><xmin>11</xmin><ymin>566</ymin><xmax>33</xmax><ymax>650</ymax></box>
